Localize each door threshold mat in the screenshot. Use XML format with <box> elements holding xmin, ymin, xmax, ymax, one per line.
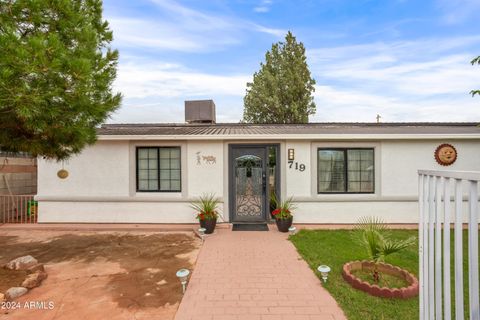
<box><xmin>232</xmin><ymin>224</ymin><xmax>269</xmax><ymax>231</ymax></box>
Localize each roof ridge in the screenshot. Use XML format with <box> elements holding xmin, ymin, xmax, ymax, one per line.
<box><xmin>101</xmin><ymin>122</ymin><xmax>480</xmax><ymax>128</ymax></box>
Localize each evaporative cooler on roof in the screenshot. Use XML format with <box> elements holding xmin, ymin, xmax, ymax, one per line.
<box><xmin>184</xmin><ymin>100</ymin><xmax>216</xmax><ymax>124</ymax></box>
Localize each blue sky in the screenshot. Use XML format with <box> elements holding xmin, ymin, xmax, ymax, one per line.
<box><xmin>103</xmin><ymin>0</ymin><xmax>480</xmax><ymax>123</ymax></box>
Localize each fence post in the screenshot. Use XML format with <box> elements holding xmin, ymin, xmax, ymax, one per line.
<box><xmin>419</xmin><ymin>174</ymin><xmax>425</xmax><ymax>320</ymax></box>
<box><xmin>468</xmin><ymin>180</ymin><xmax>479</xmax><ymax>320</ymax></box>
<box><xmin>454</xmin><ymin>179</ymin><xmax>464</xmax><ymax>320</ymax></box>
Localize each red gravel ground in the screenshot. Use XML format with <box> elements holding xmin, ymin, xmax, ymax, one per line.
<box><xmin>0</xmin><ymin>230</ymin><xmax>201</xmax><ymax>320</ymax></box>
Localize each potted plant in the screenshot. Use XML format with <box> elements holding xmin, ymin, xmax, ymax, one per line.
<box><xmin>190</xmin><ymin>193</ymin><xmax>220</xmax><ymax>234</ymax></box>
<box><xmin>271</xmin><ymin>195</ymin><xmax>295</xmax><ymax>232</ymax></box>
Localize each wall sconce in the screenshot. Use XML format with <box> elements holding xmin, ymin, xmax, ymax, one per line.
<box><xmin>288</xmin><ymin>149</ymin><xmax>295</xmax><ymax>161</ymax></box>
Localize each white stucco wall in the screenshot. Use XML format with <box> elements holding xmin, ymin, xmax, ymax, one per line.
<box><xmin>37</xmin><ymin>137</ymin><xmax>480</xmax><ymax>224</ymax></box>
<box><xmin>186</xmin><ymin>141</ymin><xmax>224</xmax><ymax>197</ymax></box>
<box><xmin>380</xmin><ymin>141</ymin><xmax>480</xmax><ymax>196</ymax></box>
<box><xmin>37</xmin><ymin>139</ymin><xmax>226</xmax><ymax>223</ymax></box>
<box><xmin>283</xmin><ymin>139</ymin><xmax>480</xmax><ymax>223</ymax></box>
<box><xmin>38</xmin><ymin>141</ymin><xmax>130</xmax><ymax>197</ymax></box>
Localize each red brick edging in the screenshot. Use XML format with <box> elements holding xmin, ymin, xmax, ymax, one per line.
<box><xmin>342</xmin><ymin>260</ymin><xmax>419</xmax><ymax>299</ymax></box>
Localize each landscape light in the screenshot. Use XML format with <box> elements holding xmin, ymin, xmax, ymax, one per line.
<box><xmin>176</xmin><ymin>269</ymin><xmax>190</xmax><ymax>293</ymax></box>
<box><xmin>288</xmin><ymin>226</ymin><xmax>297</xmax><ymax>235</ymax></box>
<box><xmin>198</xmin><ymin>228</ymin><xmax>207</xmax><ymax>242</ymax></box>
<box><xmin>317</xmin><ymin>265</ymin><xmax>331</xmax><ymax>283</ymax></box>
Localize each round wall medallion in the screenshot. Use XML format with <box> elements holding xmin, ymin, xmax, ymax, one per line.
<box><xmin>57</xmin><ymin>169</ymin><xmax>69</xmax><ymax>179</ymax></box>
<box><xmin>435</xmin><ymin>144</ymin><xmax>457</xmax><ymax>166</ymax></box>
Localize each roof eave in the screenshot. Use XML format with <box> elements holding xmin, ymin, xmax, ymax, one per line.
<box><xmin>97</xmin><ymin>134</ymin><xmax>480</xmax><ymax>141</ymax></box>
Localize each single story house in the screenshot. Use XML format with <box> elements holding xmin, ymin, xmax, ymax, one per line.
<box><xmin>36</xmin><ymin>100</ymin><xmax>480</xmax><ymax>224</ymax></box>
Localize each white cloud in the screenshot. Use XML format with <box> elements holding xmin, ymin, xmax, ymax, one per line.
<box><xmin>254</xmin><ymin>0</ymin><xmax>274</xmax><ymax>13</ymax></box>
<box><xmin>307</xmin><ymin>36</ymin><xmax>480</xmax><ymax>122</ymax></box>
<box><xmin>436</xmin><ymin>0</ymin><xmax>480</xmax><ymax>24</ymax></box>
<box><xmin>106</xmin><ymin>0</ymin><xmax>284</xmax><ymax>53</ymax></box>
<box><xmin>254</xmin><ymin>6</ymin><xmax>269</xmax><ymax>13</ymax></box>
<box><xmin>252</xmin><ymin>24</ymin><xmax>286</xmax><ymax>37</ymax></box>
<box><xmin>115</xmin><ymin>59</ymin><xmax>250</xmax><ymax>99</ymax></box>
<box><xmin>109</xmin><ymin>6</ymin><xmax>480</xmax><ymax>122</ymax></box>
<box><xmin>311</xmin><ymin>85</ymin><xmax>480</xmax><ymax>122</ymax></box>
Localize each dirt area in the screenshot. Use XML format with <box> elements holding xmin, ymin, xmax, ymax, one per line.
<box><xmin>0</xmin><ymin>268</ymin><xmax>28</xmax><ymax>293</ymax></box>
<box><xmin>0</xmin><ymin>230</ymin><xmax>201</xmax><ymax>320</ymax></box>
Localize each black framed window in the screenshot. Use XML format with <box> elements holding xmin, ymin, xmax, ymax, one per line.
<box><xmin>317</xmin><ymin>148</ymin><xmax>374</xmax><ymax>193</ymax></box>
<box><xmin>137</xmin><ymin>147</ymin><xmax>181</xmax><ymax>192</ymax></box>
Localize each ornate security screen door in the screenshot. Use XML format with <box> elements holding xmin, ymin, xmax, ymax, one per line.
<box><xmin>230</xmin><ymin>147</ymin><xmax>267</xmax><ymax>222</ymax></box>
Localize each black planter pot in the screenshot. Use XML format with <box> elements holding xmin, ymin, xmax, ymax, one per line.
<box><xmin>200</xmin><ymin>219</ymin><xmax>217</xmax><ymax>234</ymax></box>
<box><xmin>275</xmin><ymin>217</ymin><xmax>293</xmax><ymax>232</ymax></box>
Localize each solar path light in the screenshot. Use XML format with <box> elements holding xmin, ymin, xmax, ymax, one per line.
<box><xmin>317</xmin><ymin>265</ymin><xmax>331</xmax><ymax>283</ymax></box>
<box><xmin>176</xmin><ymin>269</ymin><xmax>190</xmax><ymax>294</ymax></box>
<box><xmin>288</xmin><ymin>226</ymin><xmax>297</xmax><ymax>235</ymax></box>
<box><xmin>198</xmin><ymin>228</ymin><xmax>206</xmax><ymax>242</ymax></box>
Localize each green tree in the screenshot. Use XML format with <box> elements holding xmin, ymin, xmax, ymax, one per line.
<box><xmin>243</xmin><ymin>31</ymin><xmax>316</xmax><ymax>124</ymax></box>
<box><xmin>0</xmin><ymin>0</ymin><xmax>121</xmax><ymax>160</ymax></box>
<box><xmin>472</xmin><ymin>55</ymin><xmax>480</xmax><ymax>96</ymax></box>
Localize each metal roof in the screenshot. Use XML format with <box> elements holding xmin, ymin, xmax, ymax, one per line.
<box><xmin>98</xmin><ymin>122</ymin><xmax>480</xmax><ymax>136</ymax></box>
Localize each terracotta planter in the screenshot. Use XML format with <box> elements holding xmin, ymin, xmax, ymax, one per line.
<box><xmin>275</xmin><ymin>217</ymin><xmax>293</xmax><ymax>232</ymax></box>
<box><xmin>342</xmin><ymin>260</ymin><xmax>419</xmax><ymax>299</ymax></box>
<box><xmin>200</xmin><ymin>219</ymin><xmax>217</xmax><ymax>234</ymax></box>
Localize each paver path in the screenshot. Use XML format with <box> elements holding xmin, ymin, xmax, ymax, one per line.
<box><xmin>175</xmin><ymin>228</ymin><xmax>347</xmax><ymax>320</ymax></box>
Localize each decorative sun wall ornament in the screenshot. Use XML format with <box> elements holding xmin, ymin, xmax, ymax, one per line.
<box><xmin>57</xmin><ymin>161</ymin><xmax>69</xmax><ymax>179</ymax></box>
<box><xmin>435</xmin><ymin>144</ymin><xmax>457</xmax><ymax>166</ymax></box>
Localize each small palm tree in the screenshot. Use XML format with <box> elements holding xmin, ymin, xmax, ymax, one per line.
<box><xmin>352</xmin><ymin>216</ymin><xmax>416</xmax><ymax>282</ymax></box>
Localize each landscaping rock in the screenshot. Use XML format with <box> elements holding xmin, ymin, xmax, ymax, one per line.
<box><xmin>21</xmin><ymin>271</ymin><xmax>48</xmax><ymax>289</ymax></box>
<box><xmin>26</xmin><ymin>263</ymin><xmax>45</xmax><ymax>274</ymax></box>
<box><xmin>5</xmin><ymin>287</ymin><xmax>28</xmax><ymax>300</ymax></box>
<box><xmin>5</xmin><ymin>256</ymin><xmax>38</xmax><ymax>271</ymax></box>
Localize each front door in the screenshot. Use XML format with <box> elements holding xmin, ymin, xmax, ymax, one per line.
<box><xmin>229</xmin><ymin>146</ymin><xmax>267</xmax><ymax>223</ymax></box>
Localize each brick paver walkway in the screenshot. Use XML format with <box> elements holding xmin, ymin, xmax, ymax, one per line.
<box><xmin>175</xmin><ymin>227</ymin><xmax>347</xmax><ymax>320</ymax></box>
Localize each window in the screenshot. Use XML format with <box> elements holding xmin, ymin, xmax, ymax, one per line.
<box><xmin>317</xmin><ymin>148</ymin><xmax>374</xmax><ymax>193</ymax></box>
<box><xmin>137</xmin><ymin>147</ymin><xmax>181</xmax><ymax>192</ymax></box>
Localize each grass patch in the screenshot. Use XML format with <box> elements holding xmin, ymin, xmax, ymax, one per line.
<box><xmin>290</xmin><ymin>229</ymin><xmax>476</xmax><ymax>320</ymax></box>
<box><xmin>290</xmin><ymin>229</ymin><xmax>419</xmax><ymax>320</ymax></box>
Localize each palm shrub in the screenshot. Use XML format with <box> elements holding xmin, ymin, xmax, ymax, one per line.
<box><xmin>352</xmin><ymin>216</ymin><xmax>416</xmax><ymax>283</ymax></box>
<box><xmin>190</xmin><ymin>193</ymin><xmax>220</xmax><ymax>221</ymax></box>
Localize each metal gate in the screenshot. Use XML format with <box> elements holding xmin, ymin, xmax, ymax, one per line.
<box><xmin>0</xmin><ymin>195</ymin><xmax>37</xmax><ymax>224</ymax></box>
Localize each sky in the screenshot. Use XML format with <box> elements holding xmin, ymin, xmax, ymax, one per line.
<box><xmin>103</xmin><ymin>0</ymin><xmax>480</xmax><ymax>123</ymax></box>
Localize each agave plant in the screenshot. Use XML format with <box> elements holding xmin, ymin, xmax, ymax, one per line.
<box><xmin>352</xmin><ymin>216</ymin><xmax>416</xmax><ymax>282</ymax></box>
<box><xmin>189</xmin><ymin>193</ymin><xmax>220</xmax><ymax>221</ymax></box>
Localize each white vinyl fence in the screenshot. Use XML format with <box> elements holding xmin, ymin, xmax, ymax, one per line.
<box><xmin>418</xmin><ymin>170</ymin><xmax>479</xmax><ymax>320</ymax></box>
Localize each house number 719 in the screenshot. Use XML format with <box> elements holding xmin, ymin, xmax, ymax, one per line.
<box><xmin>288</xmin><ymin>161</ymin><xmax>306</xmax><ymax>172</ymax></box>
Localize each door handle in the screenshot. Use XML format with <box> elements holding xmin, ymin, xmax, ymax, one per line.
<box><xmin>262</xmin><ymin>173</ymin><xmax>266</xmax><ymax>193</ymax></box>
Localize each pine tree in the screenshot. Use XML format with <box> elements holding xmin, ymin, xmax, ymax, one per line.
<box><xmin>243</xmin><ymin>31</ymin><xmax>316</xmax><ymax>124</ymax></box>
<box><xmin>471</xmin><ymin>56</ymin><xmax>480</xmax><ymax>96</ymax></box>
<box><xmin>0</xmin><ymin>0</ymin><xmax>121</xmax><ymax>160</ymax></box>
